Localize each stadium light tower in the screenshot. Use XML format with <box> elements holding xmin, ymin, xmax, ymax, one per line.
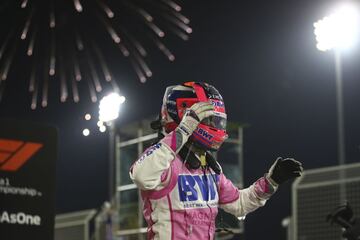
<box><xmin>313</xmin><ymin>3</ymin><xmax>360</xmax><ymax>202</ymax></box>
<box><xmin>99</xmin><ymin>92</ymin><xmax>126</xmax><ymax>123</ymax></box>
<box><xmin>99</xmin><ymin>92</ymin><xmax>126</xmax><ymax>201</ymax></box>
<box><xmin>313</xmin><ymin>3</ymin><xmax>359</xmax><ymax>165</ymax></box>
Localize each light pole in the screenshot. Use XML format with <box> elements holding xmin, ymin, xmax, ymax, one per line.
<box><xmin>313</xmin><ymin>3</ymin><xmax>360</xmax><ymax>202</ymax></box>
<box><xmin>99</xmin><ymin>92</ymin><xmax>126</xmax><ymax>201</ymax></box>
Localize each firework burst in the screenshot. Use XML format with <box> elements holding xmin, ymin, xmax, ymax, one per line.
<box><xmin>0</xmin><ymin>0</ymin><xmax>192</xmax><ymax>109</ymax></box>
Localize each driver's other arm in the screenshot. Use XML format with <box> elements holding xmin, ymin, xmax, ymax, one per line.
<box><xmin>219</xmin><ymin>158</ymin><xmax>303</xmax><ymax>218</ymax></box>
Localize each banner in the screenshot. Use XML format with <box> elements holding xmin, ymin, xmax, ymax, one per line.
<box><xmin>0</xmin><ymin>119</ymin><xmax>57</xmax><ymax>240</ymax></box>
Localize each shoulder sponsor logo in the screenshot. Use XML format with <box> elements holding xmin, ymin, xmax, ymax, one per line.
<box><xmin>136</xmin><ymin>143</ymin><xmax>162</xmax><ymax>164</ymax></box>
<box><xmin>0</xmin><ymin>211</ymin><xmax>41</xmax><ymax>226</ymax></box>
<box><xmin>0</xmin><ymin>139</ymin><xmax>43</xmax><ymax>172</ymax></box>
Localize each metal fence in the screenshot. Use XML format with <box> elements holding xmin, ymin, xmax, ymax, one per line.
<box><xmin>292</xmin><ymin>162</ymin><xmax>360</xmax><ymax>240</ymax></box>
<box><xmin>55</xmin><ymin>209</ymin><xmax>97</xmax><ymax>240</ymax></box>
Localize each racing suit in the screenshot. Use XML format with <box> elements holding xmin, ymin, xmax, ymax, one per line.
<box><xmin>130</xmin><ymin>130</ymin><xmax>277</xmax><ymax>239</ymax></box>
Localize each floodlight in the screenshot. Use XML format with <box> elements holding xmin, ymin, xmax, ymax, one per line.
<box><xmin>314</xmin><ymin>4</ymin><xmax>360</xmax><ymax>51</ymax></box>
<box><xmin>99</xmin><ymin>93</ymin><xmax>126</xmax><ymax>122</ymax></box>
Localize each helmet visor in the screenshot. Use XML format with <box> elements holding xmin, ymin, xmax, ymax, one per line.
<box><xmin>201</xmin><ymin>113</ymin><xmax>227</xmax><ymax>130</ymax></box>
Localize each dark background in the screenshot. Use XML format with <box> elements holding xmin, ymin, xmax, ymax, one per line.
<box><xmin>0</xmin><ymin>0</ymin><xmax>359</xmax><ymax>239</ymax></box>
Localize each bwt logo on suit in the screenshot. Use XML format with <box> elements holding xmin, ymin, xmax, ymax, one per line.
<box><xmin>178</xmin><ymin>174</ymin><xmax>219</xmax><ymax>201</ymax></box>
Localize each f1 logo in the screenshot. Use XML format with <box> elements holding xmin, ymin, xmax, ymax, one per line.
<box><xmin>0</xmin><ymin>138</ymin><xmax>43</xmax><ymax>171</ymax></box>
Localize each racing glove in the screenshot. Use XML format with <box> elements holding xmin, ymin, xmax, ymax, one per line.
<box><xmin>173</xmin><ymin>102</ymin><xmax>215</xmax><ymax>153</ymax></box>
<box><xmin>177</xmin><ymin>101</ymin><xmax>215</xmax><ymax>137</ymax></box>
<box><xmin>266</xmin><ymin>157</ymin><xmax>303</xmax><ymax>185</ymax></box>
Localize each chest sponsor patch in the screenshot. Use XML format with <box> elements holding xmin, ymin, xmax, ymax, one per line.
<box><xmin>177</xmin><ymin>174</ymin><xmax>219</xmax><ymax>202</ymax></box>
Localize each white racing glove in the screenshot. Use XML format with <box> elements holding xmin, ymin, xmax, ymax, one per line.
<box><xmin>173</xmin><ymin>102</ymin><xmax>215</xmax><ymax>153</ymax></box>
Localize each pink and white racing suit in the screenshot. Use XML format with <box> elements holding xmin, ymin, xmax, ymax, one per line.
<box><xmin>130</xmin><ymin>130</ymin><xmax>277</xmax><ymax>239</ymax></box>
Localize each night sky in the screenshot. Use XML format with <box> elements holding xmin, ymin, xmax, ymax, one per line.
<box><xmin>1</xmin><ymin>0</ymin><xmax>360</xmax><ymax>239</ymax></box>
